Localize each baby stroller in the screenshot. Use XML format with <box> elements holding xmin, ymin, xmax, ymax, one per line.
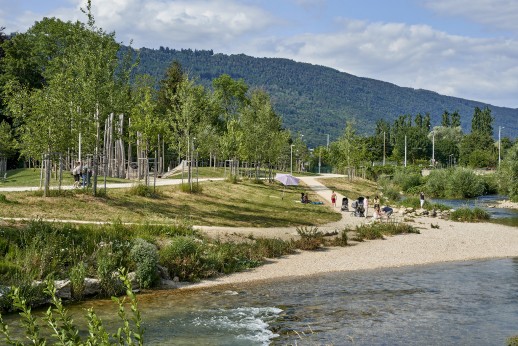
<box><xmin>351</xmin><ymin>196</ymin><xmax>365</xmax><ymax>217</ymax></box>
<box><xmin>341</xmin><ymin>197</ymin><xmax>349</xmax><ymax>211</ymax></box>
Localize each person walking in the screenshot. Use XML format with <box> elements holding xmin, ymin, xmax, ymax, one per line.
<box><xmin>420</xmin><ymin>191</ymin><xmax>425</xmax><ymax>209</ymax></box>
<box><xmin>72</xmin><ymin>161</ymin><xmax>81</xmax><ymax>188</ymax></box>
<box><xmin>364</xmin><ymin>196</ymin><xmax>369</xmax><ymax>217</ymax></box>
<box><xmin>331</xmin><ymin>191</ymin><xmax>337</xmax><ymax>207</ymax></box>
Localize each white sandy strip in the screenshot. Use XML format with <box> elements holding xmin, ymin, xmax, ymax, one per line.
<box><xmin>186</xmin><ymin>174</ymin><xmax>518</xmax><ymax>289</ymax></box>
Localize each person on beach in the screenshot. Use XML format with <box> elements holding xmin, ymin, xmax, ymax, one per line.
<box><xmin>364</xmin><ymin>196</ymin><xmax>369</xmax><ymax>217</ymax></box>
<box><xmin>331</xmin><ymin>191</ymin><xmax>337</xmax><ymax>207</ymax></box>
<box><xmin>371</xmin><ymin>205</ymin><xmax>381</xmax><ymax>222</ymax></box>
<box><xmin>373</xmin><ymin>195</ymin><xmax>380</xmax><ymax>209</ymax></box>
<box><xmin>381</xmin><ymin>206</ymin><xmax>393</xmax><ymax>220</ymax></box>
<box><xmin>420</xmin><ymin>192</ymin><xmax>425</xmax><ymax>209</ymax></box>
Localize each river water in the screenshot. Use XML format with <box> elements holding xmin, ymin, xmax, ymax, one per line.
<box><xmin>49</xmin><ymin>258</ymin><xmax>518</xmax><ymax>345</ymax></box>
<box><xmin>431</xmin><ymin>194</ymin><xmax>518</xmax><ymax>227</ymax></box>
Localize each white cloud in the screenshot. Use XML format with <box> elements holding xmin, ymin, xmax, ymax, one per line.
<box><xmin>423</xmin><ymin>0</ymin><xmax>518</xmax><ymax>34</ymax></box>
<box><xmin>88</xmin><ymin>0</ymin><xmax>278</xmax><ymax>48</ymax></box>
<box><xmin>242</xmin><ymin>19</ymin><xmax>518</xmax><ymax>107</ymax></box>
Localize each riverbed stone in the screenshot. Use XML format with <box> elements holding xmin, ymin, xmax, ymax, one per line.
<box><xmin>84</xmin><ymin>278</ymin><xmax>101</xmax><ymax>296</ymax></box>
<box><xmin>55</xmin><ymin>279</ymin><xmax>71</xmax><ymax>299</ymax></box>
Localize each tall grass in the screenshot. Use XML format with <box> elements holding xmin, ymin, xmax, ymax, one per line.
<box><xmin>350</xmin><ymin>223</ymin><xmax>420</xmax><ymax>242</ymax></box>
<box><xmin>450</xmin><ymin>207</ymin><xmax>490</xmax><ymax>222</ymax></box>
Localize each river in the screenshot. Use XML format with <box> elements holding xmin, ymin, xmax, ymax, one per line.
<box><xmin>29</xmin><ymin>258</ymin><xmax>516</xmax><ymax>345</ymax></box>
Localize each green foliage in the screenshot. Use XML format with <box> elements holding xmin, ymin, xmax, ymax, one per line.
<box><xmin>425</xmin><ymin>167</ymin><xmax>486</xmax><ymax>198</ymax></box>
<box><xmin>294</xmin><ymin>226</ymin><xmax>324</xmax><ymax>250</ymax></box>
<box><xmin>0</xmin><ymin>269</ymin><xmax>144</xmax><ymax>345</ymax></box>
<box><xmin>450</xmin><ymin>207</ymin><xmax>490</xmax><ymax>222</ymax></box>
<box><xmin>352</xmin><ymin>223</ymin><xmax>420</xmax><ymax>242</ymax></box>
<box><xmin>130</xmin><ymin>239</ymin><xmax>159</xmax><ymax>289</ymax></box>
<box><xmin>449</xmin><ymin>168</ymin><xmax>485</xmax><ymax>198</ymax></box>
<box><xmin>129</xmin><ymin>184</ymin><xmax>160</xmax><ymax>198</ymax></box>
<box><xmin>497</xmin><ymin>141</ymin><xmax>518</xmax><ymax>202</ymax></box>
<box><xmin>129</xmin><ymin>47</ymin><xmax>518</xmax><ymax>147</ymax></box>
<box><xmin>179</xmin><ymin>182</ymin><xmax>203</xmax><ymax>193</ymax></box>
<box><xmin>507</xmin><ymin>336</ymin><xmax>518</xmax><ymax>346</ymax></box>
<box><xmin>392</xmin><ymin>170</ymin><xmax>423</xmax><ymax>192</ymax></box>
<box><xmin>69</xmin><ymin>261</ymin><xmax>87</xmax><ymax>300</ymax></box>
<box><xmin>159</xmin><ymin>236</ymin><xmax>203</xmax><ymax>281</ymax></box>
<box><xmin>252</xmin><ymin>238</ymin><xmax>296</xmax><ymax>259</ymax></box>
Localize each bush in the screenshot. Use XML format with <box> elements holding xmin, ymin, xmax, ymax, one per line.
<box><xmin>130</xmin><ymin>239</ymin><xmax>159</xmax><ymax>289</ymax></box>
<box><xmin>129</xmin><ymin>184</ymin><xmax>159</xmax><ymax>198</ymax></box>
<box><xmin>392</xmin><ymin>170</ymin><xmax>422</xmax><ymax>192</ymax></box>
<box><xmin>159</xmin><ymin>236</ymin><xmax>203</xmax><ymax>281</ymax></box>
<box><xmin>425</xmin><ymin>169</ymin><xmax>451</xmax><ymax>198</ymax></box>
<box><xmin>450</xmin><ymin>207</ymin><xmax>490</xmax><ymax>222</ymax></box>
<box><xmin>449</xmin><ymin>168</ymin><xmax>485</xmax><ymax>198</ymax></box>
<box><xmin>352</xmin><ymin>223</ymin><xmax>419</xmax><ymax>242</ymax></box>
<box><xmin>253</xmin><ymin>238</ymin><xmax>295</xmax><ymax>258</ymax></box>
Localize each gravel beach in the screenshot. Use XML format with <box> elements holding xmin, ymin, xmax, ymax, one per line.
<box><xmin>187</xmin><ymin>175</ymin><xmax>518</xmax><ymax>289</ymax></box>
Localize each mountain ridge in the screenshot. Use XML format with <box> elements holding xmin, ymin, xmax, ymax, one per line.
<box><xmin>129</xmin><ymin>46</ymin><xmax>517</xmax><ymax>147</ymax></box>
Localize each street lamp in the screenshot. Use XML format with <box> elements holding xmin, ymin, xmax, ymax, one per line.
<box><xmin>431</xmin><ymin>130</ymin><xmax>435</xmax><ymax>167</ymax></box>
<box><xmin>290</xmin><ymin>144</ymin><xmax>294</xmax><ymax>175</ymax></box>
<box><xmin>499</xmin><ymin>126</ymin><xmax>505</xmax><ymax>167</ymax></box>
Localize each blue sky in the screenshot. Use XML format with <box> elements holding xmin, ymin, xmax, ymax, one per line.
<box><xmin>2</xmin><ymin>0</ymin><xmax>518</xmax><ymax>109</ymax></box>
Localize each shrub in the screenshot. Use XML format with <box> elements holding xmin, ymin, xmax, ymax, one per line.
<box><xmin>69</xmin><ymin>261</ymin><xmax>87</xmax><ymax>300</ymax></box>
<box><xmin>95</xmin><ymin>243</ymin><xmax>125</xmax><ymax>296</ymax></box>
<box><xmin>159</xmin><ymin>236</ymin><xmax>203</xmax><ymax>281</ymax></box>
<box><xmin>450</xmin><ymin>207</ymin><xmax>490</xmax><ymax>222</ymax></box>
<box><xmin>425</xmin><ymin>169</ymin><xmax>451</xmax><ymax>198</ymax></box>
<box><xmin>449</xmin><ymin>168</ymin><xmax>485</xmax><ymax>198</ymax></box>
<box><xmin>129</xmin><ymin>184</ymin><xmax>159</xmax><ymax>198</ymax></box>
<box><xmin>253</xmin><ymin>238</ymin><xmax>295</xmax><ymax>258</ymax></box>
<box><xmin>352</xmin><ymin>223</ymin><xmax>419</xmax><ymax>242</ymax></box>
<box><xmin>0</xmin><ymin>194</ymin><xmax>7</xmax><ymax>203</ymax></box>
<box><xmin>393</xmin><ymin>170</ymin><xmax>422</xmax><ymax>192</ymax></box>
<box><xmin>130</xmin><ymin>239</ymin><xmax>159</xmax><ymax>289</ymax></box>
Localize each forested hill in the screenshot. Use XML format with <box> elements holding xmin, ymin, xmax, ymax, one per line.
<box><xmin>129</xmin><ymin>47</ymin><xmax>517</xmax><ymax>147</ymax></box>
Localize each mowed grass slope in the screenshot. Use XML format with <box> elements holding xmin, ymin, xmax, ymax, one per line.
<box><xmin>0</xmin><ymin>179</ymin><xmax>341</xmax><ymax>227</ymax></box>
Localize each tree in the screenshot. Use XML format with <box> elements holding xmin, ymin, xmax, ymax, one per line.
<box><xmin>497</xmin><ymin>141</ymin><xmax>518</xmax><ymax>201</ymax></box>
<box><xmin>451</xmin><ymin>110</ymin><xmax>461</xmax><ymax>128</ymax></box>
<box><xmin>471</xmin><ymin>106</ymin><xmax>493</xmax><ymax>137</ymax></box>
<box><xmin>441</xmin><ymin>111</ymin><xmax>450</xmax><ymax>127</ymax></box>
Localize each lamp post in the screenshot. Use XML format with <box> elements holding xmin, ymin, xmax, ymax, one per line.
<box><xmin>499</xmin><ymin>126</ymin><xmax>505</xmax><ymax>167</ymax></box>
<box><xmin>404</xmin><ymin>135</ymin><xmax>407</xmax><ymax>167</ymax></box>
<box><xmin>290</xmin><ymin>144</ymin><xmax>294</xmax><ymax>175</ymax></box>
<box><xmin>431</xmin><ymin>130</ymin><xmax>435</xmax><ymax>167</ymax></box>
<box><xmin>318</xmin><ymin>150</ymin><xmax>321</xmax><ymax>174</ymax></box>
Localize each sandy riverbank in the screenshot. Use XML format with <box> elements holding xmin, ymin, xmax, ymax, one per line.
<box><xmin>185</xmin><ymin>217</ymin><xmax>518</xmax><ymax>290</ymax></box>
<box><xmin>183</xmin><ymin>175</ymin><xmax>518</xmax><ymax>290</ymax></box>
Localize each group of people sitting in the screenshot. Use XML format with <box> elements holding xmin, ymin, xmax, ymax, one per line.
<box><xmin>300</xmin><ymin>192</ymin><xmax>323</xmax><ymax>205</ymax></box>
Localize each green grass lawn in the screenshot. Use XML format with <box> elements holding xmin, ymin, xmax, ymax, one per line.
<box><xmin>0</xmin><ymin>178</ymin><xmax>341</xmax><ymax>227</ymax></box>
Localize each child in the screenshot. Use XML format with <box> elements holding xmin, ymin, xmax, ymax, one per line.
<box><xmin>331</xmin><ymin>191</ymin><xmax>337</xmax><ymax>207</ymax></box>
